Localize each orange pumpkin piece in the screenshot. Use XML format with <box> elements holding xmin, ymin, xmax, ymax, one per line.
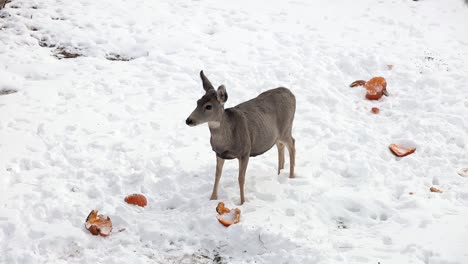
<box><xmin>216</xmin><ymin>202</ymin><xmax>231</xmax><ymax>214</ymax></box>
<box><xmin>85</xmin><ymin>210</ymin><xmax>112</xmax><ymax>237</ymax></box>
<box><xmin>217</xmin><ymin>208</ymin><xmax>241</xmax><ymax>227</ymax></box>
<box><xmin>216</xmin><ymin>202</ymin><xmax>241</xmax><ymax>227</ymax></box>
<box><xmin>430</xmin><ymin>187</ymin><xmax>442</xmax><ymax>193</ymax></box>
<box><xmin>124</xmin><ymin>194</ymin><xmax>147</xmax><ymax>207</ymax></box>
<box><xmin>365</xmin><ymin>77</ymin><xmax>388</xmax><ymax>100</ymax></box>
<box><xmin>389</xmin><ymin>144</ymin><xmax>416</xmax><ymax>157</ymax></box>
<box><xmin>371</xmin><ymin>107</ymin><xmax>380</xmax><ymax>114</ymax></box>
<box><xmin>349</xmin><ymin>77</ymin><xmax>389</xmax><ymax>100</ymax></box>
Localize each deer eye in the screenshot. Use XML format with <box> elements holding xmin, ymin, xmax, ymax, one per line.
<box><xmin>205</xmin><ymin>105</ymin><xmax>212</xmax><ymax>110</ymax></box>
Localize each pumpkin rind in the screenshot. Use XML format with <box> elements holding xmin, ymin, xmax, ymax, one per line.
<box><xmin>389</xmin><ymin>144</ymin><xmax>416</xmax><ymax>157</ymax></box>
<box><xmin>124</xmin><ymin>194</ymin><xmax>147</xmax><ymax>207</ymax></box>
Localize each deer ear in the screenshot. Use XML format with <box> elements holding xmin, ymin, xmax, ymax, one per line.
<box><xmin>217</xmin><ymin>85</ymin><xmax>228</xmax><ymax>103</ymax></box>
<box><xmin>200</xmin><ymin>71</ymin><xmax>214</xmax><ymax>91</ymax></box>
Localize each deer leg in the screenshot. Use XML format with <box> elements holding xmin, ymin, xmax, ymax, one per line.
<box><xmin>276</xmin><ymin>142</ymin><xmax>285</xmax><ymax>175</ymax></box>
<box><xmin>238</xmin><ymin>156</ymin><xmax>249</xmax><ymax>205</ymax></box>
<box><xmin>286</xmin><ymin>137</ymin><xmax>295</xmax><ymax>178</ymax></box>
<box><xmin>210</xmin><ymin>156</ymin><xmax>225</xmax><ymax>200</ymax></box>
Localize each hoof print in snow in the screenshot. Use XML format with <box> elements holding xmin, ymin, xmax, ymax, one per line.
<box><xmin>38</xmin><ymin>38</ymin><xmax>56</xmax><ymax>48</ymax></box>
<box><xmin>105</xmin><ymin>53</ymin><xmax>133</xmax><ymax>61</ymax></box>
<box><xmin>28</xmin><ymin>25</ymin><xmax>39</xmax><ymax>31</ymax></box>
<box><xmin>336</xmin><ymin>218</ymin><xmax>347</xmax><ymax>229</ymax></box>
<box><xmin>188</xmin><ymin>250</ymin><xmax>226</xmax><ymax>264</ymax></box>
<box><xmin>53</xmin><ymin>47</ymin><xmax>82</xmax><ymax>59</ymax></box>
<box><xmin>0</xmin><ymin>11</ymin><xmax>10</xmax><ymax>18</ymax></box>
<box><xmin>0</xmin><ymin>89</ymin><xmax>17</xmax><ymax>95</ymax></box>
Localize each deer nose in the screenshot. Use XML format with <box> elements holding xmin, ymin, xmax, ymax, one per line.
<box><xmin>186</xmin><ymin>118</ymin><xmax>193</xmax><ymax>126</ymax></box>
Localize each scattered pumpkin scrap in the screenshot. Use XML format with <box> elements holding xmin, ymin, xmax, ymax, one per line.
<box><xmin>350</xmin><ymin>77</ymin><xmax>389</xmax><ymax>100</ymax></box>
<box><xmin>216</xmin><ymin>202</ymin><xmax>231</xmax><ymax>214</ymax></box>
<box><xmin>457</xmin><ymin>168</ymin><xmax>468</xmax><ymax>177</ymax></box>
<box><xmin>125</xmin><ymin>194</ymin><xmax>147</xmax><ymax>207</ymax></box>
<box><xmin>430</xmin><ymin>187</ymin><xmax>442</xmax><ymax>193</ymax></box>
<box><xmin>371</xmin><ymin>107</ymin><xmax>380</xmax><ymax>114</ymax></box>
<box><xmin>216</xmin><ymin>202</ymin><xmax>241</xmax><ymax>227</ymax></box>
<box><xmin>85</xmin><ymin>210</ymin><xmax>112</xmax><ymax>237</ymax></box>
<box><xmin>389</xmin><ymin>144</ymin><xmax>416</xmax><ymax>157</ymax></box>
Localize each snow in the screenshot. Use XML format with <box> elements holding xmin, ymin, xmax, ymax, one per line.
<box><xmin>1</xmin><ymin>0</ymin><xmax>468</xmax><ymax>263</ymax></box>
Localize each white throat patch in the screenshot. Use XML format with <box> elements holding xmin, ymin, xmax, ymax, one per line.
<box><xmin>208</xmin><ymin>121</ymin><xmax>221</xmax><ymax>129</ymax></box>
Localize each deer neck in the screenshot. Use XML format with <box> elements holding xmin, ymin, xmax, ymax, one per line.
<box><xmin>208</xmin><ymin>110</ymin><xmax>233</xmax><ymax>145</ymax></box>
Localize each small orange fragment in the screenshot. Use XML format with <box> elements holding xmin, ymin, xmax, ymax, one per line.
<box><xmin>371</xmin><ymin>107</ymin><xmax>380</xmax><ymax>114</ymax></box>
<box><xmin>85</xmin><ymin>210</ymin><xmax>112</xmax><ymax>237</ymax></box>
<box><xmin>457</xmin><ymin>168</ymin><xmax>468</xmax><ymax>177</ymax></box>
<box><xmin>350</xmin><ymin>80</ymin><xmax>366</xmax><ymax>87</ymax></box>
<box><xmin>216</xmin><ymin>202</ymin><xmax>231</xmax><ymax>214</ymax></box>
<box><xmin>430</xmin><ymin>187</ymin><xmax>442</xmax><ymax>193</ymax></box>
<box><xmin>389</xmin><ymin>144</ymin><xmax>416</xmax><ymax>157</ymax></box>
<box><xmin>125</xmin><ymin>194</ymin><xmax>147</xmax><ymax>207</ymax></box>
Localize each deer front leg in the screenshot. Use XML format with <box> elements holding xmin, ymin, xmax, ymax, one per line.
<box><xmin>238</xmin><ymin>155</ymin><xmax>249</xmax><ymax>205</ymax></box>
<box><xmin>210</xmin><ymin>156</ymin><xmax>225</xmax><ymax>200</ymax></box>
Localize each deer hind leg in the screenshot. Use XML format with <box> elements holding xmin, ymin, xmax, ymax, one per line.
<box><xmin>285</xmin><ymin>136</ymin><xmax>295</xmax><ymax>178</ymax></box>
<box><xmin>238</xmin><ymin>156</ymin><xmax>249</xmax><ymax>205</ymax></box>
<box><xmin>276</xmin><ymin>142</ymin><xmax>285</xmax><ymax>175</ymax></box>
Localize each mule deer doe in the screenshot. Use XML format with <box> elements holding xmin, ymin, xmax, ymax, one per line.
<box><xmin>186</xmin><ymin>71</ymin><xmax>296</xmax><ymax>204</ymax></box>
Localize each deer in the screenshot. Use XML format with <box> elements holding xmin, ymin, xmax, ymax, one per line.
<box><xmin>185</xmin><ymin>71</ymin><xmax>296</xmax><ymax>204</ymax></box>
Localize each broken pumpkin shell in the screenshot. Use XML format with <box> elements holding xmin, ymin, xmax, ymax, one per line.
<box><xmin>85</xmin><ymin>210</ymin><xmax>112</xmax><ymax>237</ymax></box>
<box><xmin>430</xmin><ymin>187</ymin><xmax>443</xmax><ymax>193</ymax></box>
<box><xmin>350</xmin><ymin>80</ymin><xmax>366</xmax><ymax>87</ymax></box>
<box><xmin>389</xmin><ymin>144</ymin><xmax>416</xmax><ymax>157</ymax></box>
<box><xmin>217</xmin><ymin>208</ymin><xmax>241</xmax><ymax>227</ymax></box>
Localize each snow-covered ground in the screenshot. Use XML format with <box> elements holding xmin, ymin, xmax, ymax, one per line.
<box><xmin>1</xmin><ymin>0</ymin><xmax>468</xmax><ymax>263</ymax></box>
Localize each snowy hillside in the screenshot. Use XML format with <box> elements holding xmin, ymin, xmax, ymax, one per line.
<box><xmin>1</xmin><ymin>0</ymin><xmax>467</xmax><ymax>263</ymax></box>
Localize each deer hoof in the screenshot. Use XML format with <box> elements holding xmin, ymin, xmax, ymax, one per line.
<box><xmin>210</xmin><ymin>194</ymin><xmax>218</xmax><ymax>200</ymax></box>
